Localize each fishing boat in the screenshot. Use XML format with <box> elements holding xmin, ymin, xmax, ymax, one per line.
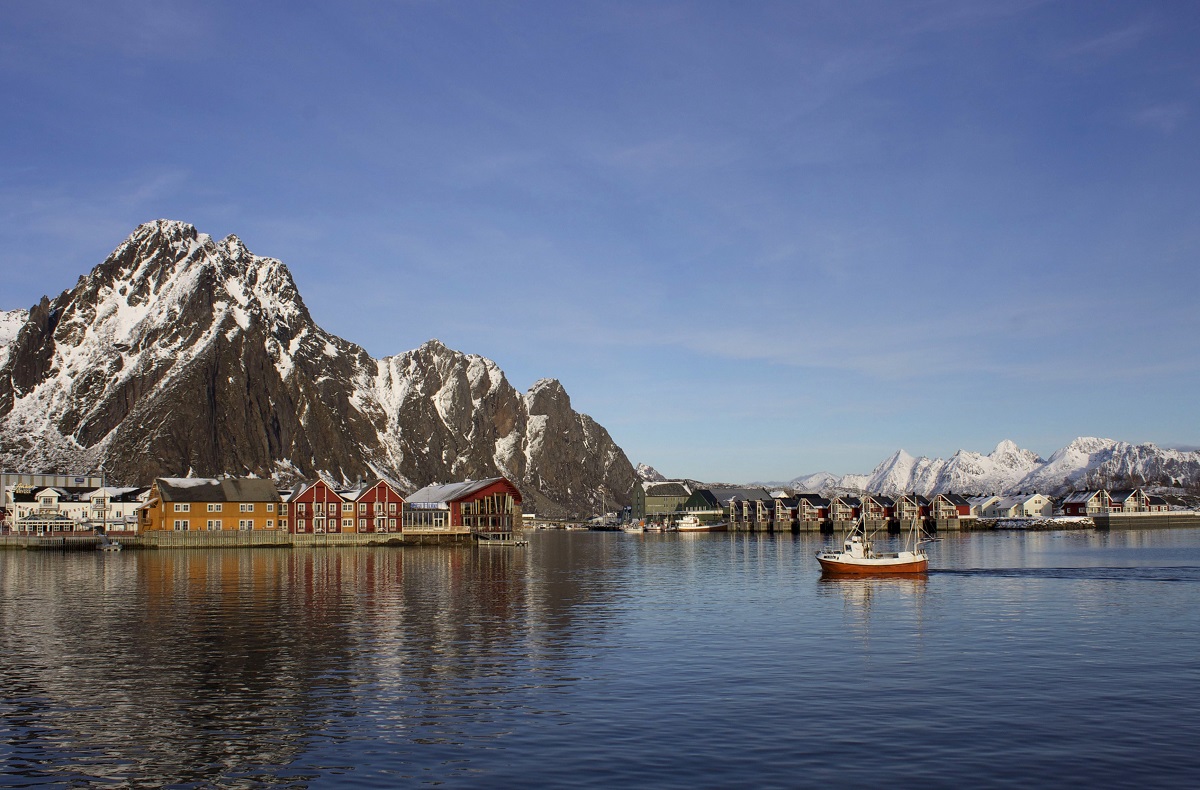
<box><xmin>816</xmin><ymin>514</ymin><xmax>929</xmax><ymax>574</ymax></box>
<box><xmin>621</xmin><ymin>522</ymin><xmax>645</xmax><ymax>534</ymax></box>
<box><xmin>676</xmin><ymin>514</ymin><xmax>728</xmax><ymax>532</ymax></box>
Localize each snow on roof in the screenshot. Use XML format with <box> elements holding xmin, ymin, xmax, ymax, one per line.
<box><xmin>158</xmin><ymin>477</ymin><xmax>281</xmax><ymax>502</ymax></box>
<box><xmin>1063</xmin><ymin>490</ymin><xmax>1102</xmax><ymax>503</ymax></box>
<box><xmin>406</xmin><ymin>477</ymin><xmax>514</xmax><ymax>505</ymax></box>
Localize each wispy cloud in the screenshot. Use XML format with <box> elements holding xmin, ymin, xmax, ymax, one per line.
<box><xmin>1132</xmin><ymin>102</ymin><xmax>1189</xmax><ymax>134</ymax></box>
<box><xmin>1057</xmin><ymin>22</ymin><xmax>1151</xmax><ymax>60</ymax></box>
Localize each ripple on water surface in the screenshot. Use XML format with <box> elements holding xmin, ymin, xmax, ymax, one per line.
<box><xmin>1</xmin><ymin>531</ymin><xmax>1199</xmax><ymax>787</ymax></box>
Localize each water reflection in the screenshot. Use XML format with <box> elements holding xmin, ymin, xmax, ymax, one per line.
<box><xmin>0</xmin><ymin>543</ymin><xmax>611</xmax><ymax>785</ymax></box>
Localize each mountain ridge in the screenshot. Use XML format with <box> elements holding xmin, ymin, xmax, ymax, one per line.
<box><xmin>786</xmin><ymin>437</ymin><xmax>1200</xmax><ymax>496</ymax></box>
<box><xmin>0</xmin><ymin>220</ymin><xmax>636</xmax><ymax>516</ymax></box>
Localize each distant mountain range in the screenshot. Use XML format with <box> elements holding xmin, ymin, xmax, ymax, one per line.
<box><xmin>789</xmin><ymin>438</ymin><xmax>1200</xmax><ymax>496</ymax></box>
<box><xmin>0</xmin><ymin>220</ymin><xmax>636</xmax><ymax>516</ymax></box>
<box><xmin>640</xmin><ymin>438</ymin><xmax>1200</xmax><ymax>497</ymax></box>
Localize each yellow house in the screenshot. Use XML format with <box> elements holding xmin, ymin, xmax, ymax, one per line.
<box><xmin>139</xmin><ymin>477</ymin><xmax>283</xmax><ymax>532</ymax></box>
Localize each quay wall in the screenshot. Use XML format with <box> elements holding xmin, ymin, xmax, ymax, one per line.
<box><xmin>1</xmin><ymin>530</ymin><xmax>474</xmax><ymax>550</ymax></box>
<box><xmin>1093</xmin><ymin>512</ymin><xmax>1200</xmax><ymax>530</ymax></box>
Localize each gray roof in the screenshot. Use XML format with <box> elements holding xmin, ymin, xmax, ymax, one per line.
<box><xmin>1063</xmin><ymin>490</ymin><xmax>1102</xmax><ymax>504</ymax></box>
<box><xmin>707</xmin><ymin>487</ymin><xmax>773</xmax><ymax>505</ymax></box>
<box><xmin>406</xmin><ymin>477</ymin><xmax>516</xmax><ymax>505</ymax></box>
<box><xmin>157</xmin><ymin>477</ymin><xmax>282</xmax><ymax>503</ymax></box>
<box><xmin>939</xmin><ymin>493</ymin><xmax>971</xmax><ymax>506</ymax></box>
<box><xmin>644</xmin><ymin>482</ymin><xmax>692</xmax><ymax>498</ymax></box>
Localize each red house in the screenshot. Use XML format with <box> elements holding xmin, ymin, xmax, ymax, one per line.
<box><xmin>352</xmin><ymin>479</ymin><xmax>406</xmax><ymax>534</ymax></box>
<box><xmin>286</xmin><ymin>480</ymin><xmax>349</xmax><ymax>534</ymax></box>
<box><xmin>403</xmin><ymin>477</ymin><xmax>523</xmax><ymax>539</ymax></box>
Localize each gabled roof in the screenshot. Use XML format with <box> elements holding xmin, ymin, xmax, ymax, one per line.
<box><xmin>684</xmin><ymin>489</ymin><xmax>720</xmax><ymax>508</ymax></box>
<box><xmin>157</xmin><ymin>477</ymin><xmax>282</xmax><ymax>503</ymax></box>
<box><xmin>1147</xmin><ymin>494</ymin><xmax>1169</xmax><ymax>506</ymax></box>
<box><xmin>1063</xmin><ymin>490</ymin><xmax>1103</xmax><ymax>504</ymax></box>
<box><xmin>967</xmin><ymin>495</ymin><xmax>999</xmax><ymax>506</ymax></box>
<box><xmin>706</xmin><ymin>487</ymin><xmax>773</xmax><ymax>505</ymax></box>
<box><xmin>938</xmin><ymin>493</ymin><xmax>971</xmax><ymax>506</ymax></box>
<box><xmin>643</xmin><ymin>482</ymin><xmax>692</xmax><ymax>498</ymax></box>
<box><xmin>351</xmin><ymin>479</ymin><xmax>407</xmax><ymax>501</ymax></box>
<box><xmin>994</xmin><ymin>496</ymin><xmax>1024</xmax><ymax>509</ymax></box>
<box><xmin>795</xmin><ymin>493</ymin><xmax>830</xmax><ymax>506</ymax></box>
<box><xmin>1108</xmin><ymin>489</ymin><xmax>1140</xmax><ymax>503</ymax></box>
<box><xmin>832</xmin><ymin>495</ymin><xmax>861</xmax><ymax>506</ymax></box>
<box><xmin>865</xmin><ymin>494</ymin><xmax>895</xmax><ymax>506</ymax></box>
<box><xmin>406</xmin><ymin>477</ymin><xmax>520</xmax><ymax>505</ymax></box>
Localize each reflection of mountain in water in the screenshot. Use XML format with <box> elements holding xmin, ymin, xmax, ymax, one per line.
<box><xmin>0</xmin><ymin>543</ymin><xmax>615</xmax><ymax>785</ymax></box>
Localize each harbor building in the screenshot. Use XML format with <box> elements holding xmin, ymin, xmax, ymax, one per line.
<box><xmin>139</xmin><ymin>478</ymin><xmax>283</xmax><ymax>532</ymax></box>
<box><xmin>404</xmin><ymin>477</ymin><xmax>523</xmax><ymax>541</ymax></box>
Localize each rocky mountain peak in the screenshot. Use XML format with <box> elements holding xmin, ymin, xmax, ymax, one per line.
<box><xmin>0</xmin><ymin>221</ymin><xmax>635</xmax><ymax>516</ymax></box>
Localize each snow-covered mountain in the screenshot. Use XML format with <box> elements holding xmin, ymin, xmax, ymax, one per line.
<box><xmin>791</xmin><ymin>438</ymin><xmax>1200</xmax><ymax>496</ymax></box>
<box><xmin>0</xmin><ymin>220</ymin><xmax>636</xmax><ymax>516</ymax></box>
<box><xmin>635</xmin><ymin>463</ymin><xmax>666</xmax><ymax>482</ymax></box>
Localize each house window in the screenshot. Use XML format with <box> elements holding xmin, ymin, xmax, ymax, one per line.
<box><xmin>267</xmin><ymin>503</ymin><xmax>274</xmax><ymax>512</ymax></box>
<box><xmin>280</xmin><ymin>518</ymin><xmax>288</xmax><ymax>529</ymax></box>
<box><xmin>266</xmin><ymin>519</ymin><xmax>274</xmax><ymax>528</ymax></box>
<box><xmin>314</xmin><ymin>503</ymin><xmax>324</xmax><ymax>515</ymax></box>
<box><xmin>239</xmin><ymin>520</ymin><xmax>252</xmax><ymax>530</ymax></box>
<box><xmin>343</xmin><ymin>518</ymin><xmax>353</xmax><ymax>528</ymax></box>
<box><xmin>173</xmin><ymin>520</ymin><xmax>188</xmax><ymax>531</ymax></box>
<box><xmin>240</xmin><ymin>503</ymin><xmax>254</xmax><ymax>513</ymax></box>
<box><xmin>343</xmin><ymin>503</ymin><xmax>353</xmax><ymax>513</ymax></box>
<box><xmin>359</xmin><ymin>502</ymin><xmax>367</xmax><ymax>513</ymax></box>
<box><xmin>207</xmin><ymin>519</ymin><xmax>222</xmax><ymax>530</ymax></box>
<box><xmin>388</xmin><ymin>518</ymin><xmax>396</xmax><ymax>529</ymax></box>
<box><xmin>207</xmin><ymin>503</ymin><xmax>222</xmax><ymax>512</ymax></box>
<box><xmin>174</xmin><ymin>503</ymin><xmax>190</xmax><ymax>512</ymax></box>
<box><xmin>374</xmin><ymin>503</ymin><xmax>383</xmax><ymax>514</ymax></box>
<box><xmin>297</xmin><ymin>502</ymin><xmax>306</xmax><ymax>513</ymax></box>
<box><xmin>359</xmin><ymin>518</ymin><xmax>366</xmax><ymax>529</ymax></box>
<box><xmin>297</xmin><ymin>518</ymin><xmax>306</xmax><ymax>531</ymax></box>
<box><xmin>389</xmin><ymin>502</ymin><xmax>397</xmax><ymax>514</ymax></box>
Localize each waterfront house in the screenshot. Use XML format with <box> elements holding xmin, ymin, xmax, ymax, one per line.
<box><xmin>774</xmin><ymin>495</ymin><xmax>798</xmax><ymax>526</ymax></box>
<box><xmin>403</xmin><ymin>477</ymin><xmax>522</xmax><ymax>539</ymax></box>
<box><xmin>967</xmin><ymin>495</ymin><xmax>1000</xmax><ymax>517</ymax></box>
<box><xmin>1109</xmin><ymin>489</ymin><xmax>1150</xmax><ymax>513</ymax></box>
<box><xmin>350</xmin><ymin>479</ymin><xmax>406</xmax><ymax>534</ymax></box>
<box><xmin>931</xmin><ymin>493</ymin><xmax>972</xmax><ymax>520</ymax></box>
<box><xmin>863</xmin><ymin>494</ymin><xmax>897</xmax><ymax>521</ymax></box>
<box><xmin>288</xmin><ymin>480</ymin><xmax>349</xmax><ymax>533</ymax></box>
<box><xmin>1062</xmin><ymin>490</ymin><xmax>1110</xmax><ymax>516</ymax></box>
<box><xmin>830</xmin><ymin>495</ymin><xmax>861</xmax><ymax>521</ymax></box>
<box><xmin>795</xmin><ymin>493</ymin><xmax>830</xmax><ymax>522</ymax></box>
<box><xmin>894</xmin><ymin>494</ymin><xmax>929</xmax><ymax>522</ymax></box>
<box><xmin>1147</xmin><ymin>494</ymin><xmax>1170</xmax><ymax>512</ymax></box>
<box><xmin>5</xmin><ymin>485</ymin><xmax>148</xmax><ymax>532</ymax></box>
<box><xmin>139</xmin><ymin>478</ymin><xmax>283</xmax><ymax>532</ymax></box>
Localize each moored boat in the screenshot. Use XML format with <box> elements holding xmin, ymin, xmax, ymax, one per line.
<box><xmin>676</xmin><ymin>515</ymin><xmax>727</xmax><ymax>532</ymax></box>
<box><xmin>816</xmin><ymin>515</ymin><xmax>929</xmax><ymax>574</ymax></box>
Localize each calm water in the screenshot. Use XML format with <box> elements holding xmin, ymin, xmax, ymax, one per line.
<box><xmin>2</xmin><ymin>529</ymin><xmax>1199</xmax><ymax>788</ymax></box>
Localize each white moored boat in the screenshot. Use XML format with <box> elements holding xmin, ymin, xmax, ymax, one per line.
<box><xmin>816</xmin><ymin>515</ymin><xmax>930</xmax><ymax>574</ymax></box>
<box><xmin>676</xmin><ymin>515</ymin><xmax>727</xmax><ymax>532</ymax></box>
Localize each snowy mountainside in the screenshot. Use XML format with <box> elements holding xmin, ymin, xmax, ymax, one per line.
<box><xmin>789</xmin><ymin>438</ymin><xmax>1200</xmax><ymax>496</ymax></box>
<box><xmin>636</xmin><ymin>463</ymin><xmax>666</xmax><ymax>482</ymax></box>
<box><xmin>0</xmin><ymin>220</ymin><xmax>635</xmax><ymax>516</ymax></box>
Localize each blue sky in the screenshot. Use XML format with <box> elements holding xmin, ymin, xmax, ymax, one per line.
<box><xmin>2</xmin><ymin>1</ymin><xmax>1198</xmax><ymax>481</ymax></box>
